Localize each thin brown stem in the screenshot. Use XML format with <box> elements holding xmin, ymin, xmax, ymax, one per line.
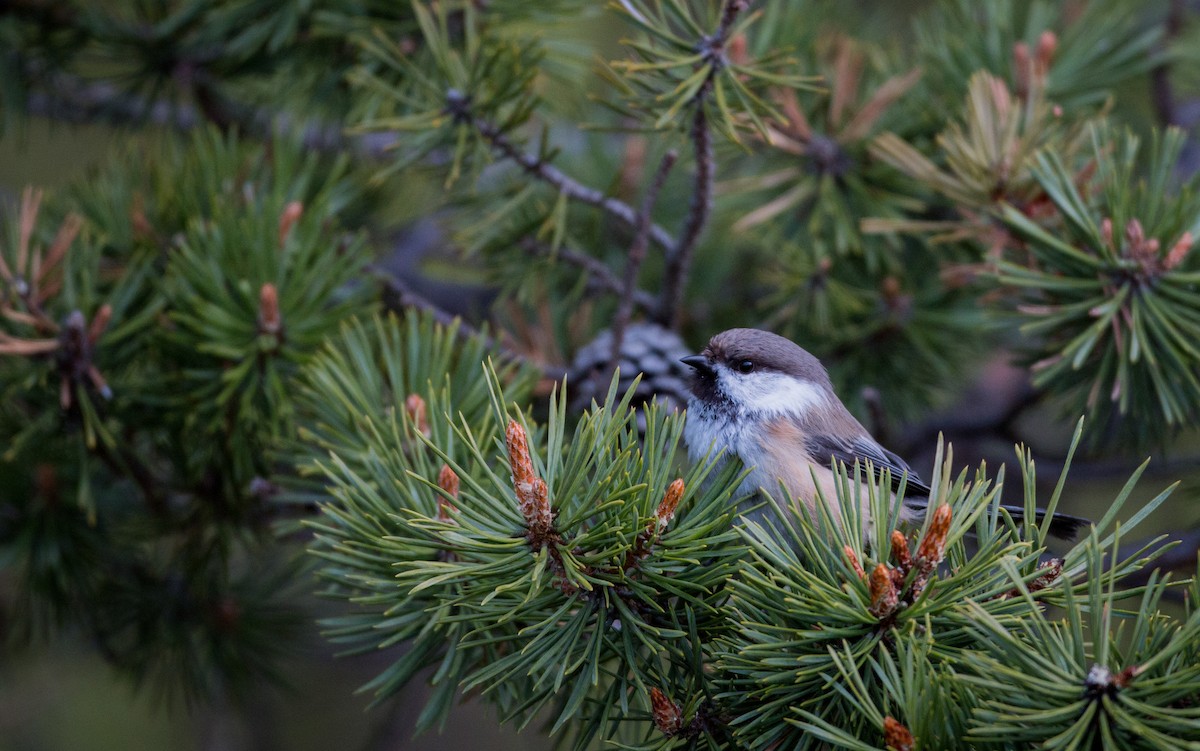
<box><xmin>468</xmin><ymin>116</ymin><xmax>677</xmax><ymax>253</ymax></box>
<box><xmin>610</xmin><ymin>149</ymin><xmax>679</xmax><ymax>369</ymax></box>
<box><xmin>660</xmin><ymin>104</ymin><xmax>713</xmax><ymax>327</ymax></box>
<box><xmin>518</xmin><ymin>238</ymin><xmax>659</xmax><ymax>312</ymax></box>
<box><xmin>657</xmin><ymin>0</ymin><xmax>748</xmax><ymax>327</ymax></box>
<box><xmin>379</xmin><ymin>271</ymin><xmax>569</xmax><ymax>382</ymax></box>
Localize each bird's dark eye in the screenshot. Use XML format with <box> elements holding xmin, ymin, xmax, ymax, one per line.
<box><xmin>737</xmin><ymin>359</ymin><xmax>754</xmax><ymax>374</ymax></box>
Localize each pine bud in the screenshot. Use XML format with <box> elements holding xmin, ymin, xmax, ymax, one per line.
<box><xmin>999</xmin><ymin>557</ymin><xmax>1062</xmax><ymax>600</ymax></box>
<box><xmin>655</xmin><ymin>478</ymin><xmax>684</xmax><ymax>533</ymax></box>
<box><xmin>437</xmin><ymin>464</ymin><xmax>460</xmax><ymax>521</ymax></box>
<box><xmin>890</xmin><ymin>530</ymin><xmax>912</xmax><ymax>571</ymax></box>
<box><xmin>727</xmin><ymin>32</ymin><xmax>748</xmax><ymax>67</ymax></box>
<box><xmin>505</xmin><ymin>419</ymin><xmax>552</xmax><ymax>535</ymax></box>
<box><xmin>649</xmin><ymin>687</ymin><xmax>683</xmax><ymax>736</ymax></box>
<box><xmin>88</xmin><ymin>304</ymin><xmax>112</xmax><ymax>344</ymax></box>
<box><xmin>916</xmin><ymin>504</ymin><xmax>952</xmax><ymax>575</ymax></box>
<box><xmin>278</xmin><ymin>200</ymin><xmax>303</xmax><ymax>247</ymax></box>
<box><xmin>1113</xmin><ymin>664</ymin><xmax>1143</xmax><ymax>689</ymax></box>
<box><xmin>1101</xmin><ymin>217</ymin><xmax>1114</xmax><ymax>249</ymax></box>
<box><xmin>1165</xmin><ymin>231</ymin><xmax>1193</xmax><ymax>270</ymax></box>
<box><xmin>1037</xmin><ymin>30</ymin><xmax>1058</xmax><ymax>70</ymax></box>
<box><xmin>405</xmin><ymin>394</ymin><xmax>430</xmax><ymax>437</ymax></box>
<box><xmin>843</xmin><ymin>546</ymin><xmax>866</xmax><ymax>579</ymax></box>
<box><xmin>868</xmin><ymin>563</ymin><xmax>899</xmax><ymax>619</ymax></box>
<box><xmin>883</xmin><ymin>716</ymin><xmax>915</xmax><ymax>751</ymax></box>
<box><xmin>1013</xmin><ymin>41</ymin><xmax>1031</xmax><ymax>97</ymax></box>
<box><xmin>258</xmin><ymin>283</ymin><xmax>281</xmax><ymax>335</ymax></box>
<box><xmin>1124</xmin><ymin>218</ymin><xmax>1148</xmax><ymax>258</ymax></box>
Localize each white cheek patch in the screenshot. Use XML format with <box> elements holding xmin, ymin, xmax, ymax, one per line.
<box><xmin>718</xmin><ymin>370</ymin><xmax>825</xmax><ymax>417</ymax></box>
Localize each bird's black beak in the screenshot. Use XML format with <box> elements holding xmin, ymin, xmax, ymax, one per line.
<box><xmin>681</xmin><ymin>354</ymin><xmax>714</xmax><ymax>377</ymax></box>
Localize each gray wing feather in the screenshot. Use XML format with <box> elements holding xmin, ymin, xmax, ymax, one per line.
<box><xmin>804</xmin><ymin>433</ymin><xmax>932</xmax><ymax>498</ymax></box>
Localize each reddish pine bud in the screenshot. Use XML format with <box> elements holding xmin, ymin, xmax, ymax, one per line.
<box><xmin>883</xmin><ymin>716</ymin><xmax>915</xmax><ymax>751</ymax></box>
<box><xmin>88</xmin><ymin>304</ymin><xmax>112</xmax><ymax>344</ymax></box>
<box><xmin>1037</xmin><ymin>30</ymin><xmax>1058</xmax><ymax>70</ymax></box>
<box><xmin>868</xmin><ymin>563</ymin><xmax>899</xmax><ymax>619</ymax></box>
<box><xmin>727</xmin><ymin>32</ymin><xmax>748</xmax><ymax>67</ymax></box>
<box><xmin>1113</xmin><ymin>664</ymin><xmax>1143</xmax><ymax>689</ymax></box>
<box><xmin>438</xmin><ymin>463</ymin><xmax>460</xmax><ymax>498</ymax></box>
<box><xmin>1166</xmin><ymin>231</ymin><xmax>1193</xmax><ymax>270</ymax></box>
<box><xmin>1125</xmin><ymin>218</ymin><xmax>1146</xmax><ymax>252</ymax></box>
<box><xmin>1013</xmin><ymin>41</ymin><xmax>1031</xmax><ymax>96</ymax></box>
<box><xmin>278</xmin><ymin>201</ymin><xmax>303</xmax><ymax>247</ymax></box>
<box><xmin>506</xmin><ymin>419</ymin><xmax>552</xmax><ymax>534</ymax></box>
<box><xmin>843</xmin><ymin>546</ymin><xmax>866</xmax><ymax>579</ymax></box>
<box><xmin>649</xmin><ymin>688</ymin><xmax>684</xmax><ymax>736</ymax></box>
<box><xmin>258</xmin><ymin>283</ymin><xmax>281</xmax><ymax>335</ymax></box>
<box><xmin>916</xmin><ymin>504</ymin><xmax>952</xmax><ymax>574</ymax></box>
<box><xmin>405</xmin><ymin>394</ymin><xmax>430</xmax><ymax>437</ymax></box>
<box><xmin>655</xmin><ymin>478</ymin><xmax>684</xmax><ymax>533</ymax></box>
<box><xmin>437</xmin><ymin>464</ymin><xmax>460</xmax><ymax>521</ymax></box>
<box><xmin>1101</xmin><ymin>217</ymin><xmax>1114</xmax><ymax>248</ymax></box>
<box><xmin>890</xmin><ymin>530</ymin><xmax>912</xmax><ymax>571</ymax></box>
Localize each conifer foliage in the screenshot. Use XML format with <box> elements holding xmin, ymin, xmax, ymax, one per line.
<box><xmin>3</xmin><ymin>0</ymin><xmax>1200</xmax><ymax>748</ymax></box>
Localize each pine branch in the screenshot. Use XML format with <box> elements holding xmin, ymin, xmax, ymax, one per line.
<box><xmin>380</xmin><ymin>270</ymin><xmax>569</xmax><ymax>382</ymax></box>
<box><xmin>517</xmin><ymin>238</ymin><xmax>659</xmax><ymax>313</ymax></box>
<box><xmin>661</xmin><ymin>103</ymin><xmax>713</xmax><ymax>327</ymax></box>
<box><xmin>611</xmin><ymin>149</ymin><xmax>678</xmax><ymax>369</ymax></box>
<box><xmin>454</xmin><ymin>102</ymin><xmax>677</xmax><ymax>253</ymax></box>
<box><xmin>658</xmin><ymin>0</ymin><xmax>748</xmax><ymax>327</ymax></box>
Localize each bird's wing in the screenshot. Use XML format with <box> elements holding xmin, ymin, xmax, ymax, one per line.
<box><xmin>804</xmin><ymin>433</ymin><xmax>932</xmax><ymax>498</ymax></box>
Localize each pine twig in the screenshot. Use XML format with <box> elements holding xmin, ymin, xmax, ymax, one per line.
<box><xmin>609</xmin><ymin>149</ymin><xmax>679</xmax><ymax>370</ymax></box>
<box><xmin>657</xmin><ymin>0</ymin><xmax>747</xmax><ymax>327</ymax></box>
<box><xmin>462</xmin><ymin>111</ymin><xmax>677</xmax><ymax>253</ymax></box>
<box><xmin>517</xmin><ymin>238</ymin><xmax>659</xmax><ymax>312</ymax></box>
<box><xmin>379</xmin><ymin>271</ymin><xmax>568</xmax><ymax>382</ymax></box>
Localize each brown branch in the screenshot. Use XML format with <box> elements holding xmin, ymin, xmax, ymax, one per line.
<box><xmin>518</xmin><ymin>238</ymin><xmax>659</xmax><ymax>312</ymax></box>
<box><xmin>657</xmin><ymin>0</ymin><xmax>748</xmax><ymax>327</ymax></box>
<box><xmin>465</xmin><ymin>113</ymin><xmax>677</xmax><ymax>253</ymax></box>
<box><xmin>379</xmin><ymin>271</ymin><xmax>568</xmax><ymax>382</ymax></box>
<box><xmin>610</xmin><ymin>149</ymin><xmax>679</xmax><ymax>369</ymax></box>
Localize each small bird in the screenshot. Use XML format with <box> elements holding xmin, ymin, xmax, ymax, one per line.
<box><xmin>681</xmin><ymin>328</ymin><xmax>1087</xmax><ymax>539</ymax></box>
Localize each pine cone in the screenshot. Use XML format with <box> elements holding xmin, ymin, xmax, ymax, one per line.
<box><xmin>569</xmin><ymin>323</ymin><xmax>693</xmax><ymax>430</ymax></box>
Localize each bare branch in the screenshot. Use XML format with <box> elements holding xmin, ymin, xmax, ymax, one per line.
<box><xmin>611</xmin><ymin>149</ymin><xmax>679</xmax><ymax>368</ymax></box>
<box><xmin>468</xmin><ymin>115</ymin><xmax>677</xmax><ymax>253</ymax></box>
<box><xmin>657</xmin><ymin>0</ymin><xmax>749</xmax><ymax>327</ymax></box>
<box><xmin>660</xmin><ymin>103</ymin><xmax>714</xmax><ymax>327</ymax></box>
<box><xmin>379</xmin><ymin>270</ymin><xmax>568</xmax><ymax>382</ymax></box>
<box><xmin>518</xmin><ymin>238</ymin><xmax>659</xmax><ymax>313</ymax></box>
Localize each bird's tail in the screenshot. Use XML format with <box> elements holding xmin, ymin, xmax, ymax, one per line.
<box><xmin>905</xmin><ymin>501</ymin><xmax>1088</xmax><ymax>541</ymax></box>
<box><xmin>998</xmin><ymin>504</ymin><xmax>1089</xmax><ymax>541</ymax></box>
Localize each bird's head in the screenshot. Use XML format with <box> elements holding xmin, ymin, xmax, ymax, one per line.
<box><xmin>681</xmin><ymin>328</ymin><xmax>834</xmax><ymax>419</ymax></box>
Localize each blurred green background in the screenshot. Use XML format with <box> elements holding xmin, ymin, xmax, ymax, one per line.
<box><xmin>3</xmin><ymin>0</ymin><xmax>1200</xmax><ymax>748</ymax></box>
